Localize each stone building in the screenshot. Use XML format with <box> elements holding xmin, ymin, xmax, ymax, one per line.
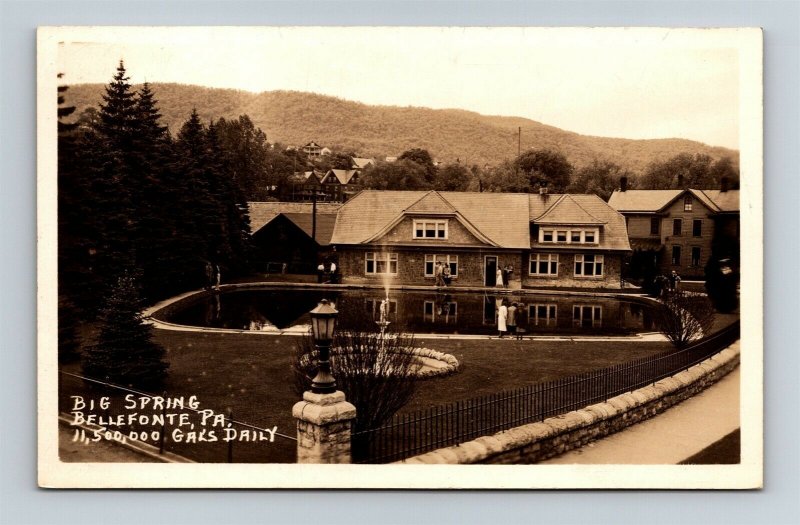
<box><xmin>608</xmin><ymin>184</ymin><xmax>740</xmax><ymax>279</ymax></box>
<box><xmin>329</xmin><ymin>190</ymin><xmax>631</xmax><ymax>289</ymax></box>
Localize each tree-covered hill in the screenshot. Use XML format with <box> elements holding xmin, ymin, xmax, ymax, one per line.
<box><xmin>63</xmin><ymin>83</ymin><xmax>738</xmax><ymax>174</ymax></box>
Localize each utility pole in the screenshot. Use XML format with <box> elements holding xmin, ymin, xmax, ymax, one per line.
<box><xmin>518</xmin><ymin>126</ymin><xmax>521</xmax><ymax>157</ymax></box>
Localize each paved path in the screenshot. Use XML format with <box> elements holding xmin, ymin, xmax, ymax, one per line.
<box><xmin>543</xmin><ymin>345</ymin><xmax>740</xmax><ymax>464</ymax></box>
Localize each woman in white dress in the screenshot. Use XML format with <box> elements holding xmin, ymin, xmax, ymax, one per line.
<box><xmin>497</xmin><ymin>300</ymin><xmax>508</xmax><ymax>338</ymax></box>
<box><xmin>495</xmin><ymin>267</ymin><xmax>504</xmax><ymax>288</ymax></box>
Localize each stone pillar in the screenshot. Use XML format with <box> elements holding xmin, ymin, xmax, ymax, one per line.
<box><xmin>292</xmin><ymin>390</ymin><xmax>356</xmax><ymax>464</ymax></box>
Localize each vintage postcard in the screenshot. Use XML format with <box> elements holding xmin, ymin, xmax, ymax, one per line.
<box><xmin>38</xmin><ymin>26</ymin><xmax>763</xmax><ymax>488</ymax></box>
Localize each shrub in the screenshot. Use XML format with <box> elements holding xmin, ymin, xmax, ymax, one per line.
<box><xmin>655</xmin><ymin>291</ymin><xmax>717</xmax><ymax>348</ymax></box>
<box><xmin>292</xmin><ymin>327</ymin><xmax>420</xmax><ymax>433</ymax></box>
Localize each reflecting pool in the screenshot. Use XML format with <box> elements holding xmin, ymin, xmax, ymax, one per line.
<box><xmin>162</xmin><ymin>288</ymin><xmax>660</xmax><ymax>336</ymax></box>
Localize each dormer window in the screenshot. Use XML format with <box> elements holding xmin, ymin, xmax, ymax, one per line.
<box><xmin>684</xmin><ymin>195</ymin><xmax>693</xmax><ymax>211</ymax></box>
<box><xmin>413</xmin><ymin>219</ymin><xmax>448</xmax><ymax>239</ymax></box>
<box><xmin>538</xmin><ymin>228</ymin><xmax>599</xmax><ymax>244</ymax></box>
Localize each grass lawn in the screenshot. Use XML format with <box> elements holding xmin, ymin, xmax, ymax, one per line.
<box><xmin>680</xmin><ymin>429</ymin><xmax>741</xmax><ymax>464</ymax></box>
<box><xmin>60</xmin><ymin>310</ymin><xmax>737</xmax><ymax>463</ymax></box>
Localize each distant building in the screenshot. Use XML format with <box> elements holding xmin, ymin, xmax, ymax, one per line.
<box><xmin>320</xmin><ymin>147</ymin><xmax>332</xmax><ymax>156</ymax></box>
<box><xmin>351</xmin><ymin>157</ymin><xmax>375</xmax><ymax>170</ymax></box>
<box><xmin>302</xmin><ymin>141</ymin><xmax>323</xmax><ymax>158</ymax></box>
<box><xmin>608</xmin><ymin>182</ymin><xmax>740</xmax><ymax>279</ymax></box>
<box><xmin>385</xmin><ymin>156</ymin><xmax>398</xmax><ymax>163</ymax></box>
<box><xmin>249</xmin><ymin>201</ymin><xmax>341</xmax><ymax>273</ymax></box>
<box><xmin>319</xmin><ymin>169</ymin><xmax>363</xmax><ymax>201</ymax></box>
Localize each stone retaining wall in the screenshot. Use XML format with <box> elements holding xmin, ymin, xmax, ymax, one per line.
<box><xmin>397</xmin><ymin>343</ymin><xmax>740</xmax><ymax>465</ymax></box>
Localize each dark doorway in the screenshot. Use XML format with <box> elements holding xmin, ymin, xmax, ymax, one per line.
<box><xmin>485</xmin><ymin>256</ymin><xmax>497</xmax><ymax>287</ymax></box>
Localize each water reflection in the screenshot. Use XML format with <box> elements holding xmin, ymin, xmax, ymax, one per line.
<box><xmin>167</xmin><ymin>289</ymin><xmax>658</xmax><ymax>336</ymax></box>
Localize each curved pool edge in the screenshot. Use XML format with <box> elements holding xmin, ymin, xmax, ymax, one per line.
<box><xmin>143</xmin><ymin>282</ymin><xmax>667</xmax><ymax>342</ymax></box>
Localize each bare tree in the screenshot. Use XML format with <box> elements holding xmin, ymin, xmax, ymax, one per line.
<box><xmin>656</xmin><ymin>291</ymin><xmax>717</xmax><ymax>348</ymax></box>
<box><xmin>292</xmin><ymin>327</ymin><xmax>421</xmax><ymax>433</ymax></box>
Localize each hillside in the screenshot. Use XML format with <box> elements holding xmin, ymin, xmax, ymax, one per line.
<box><xmin>63</xmin><ymin>83</ymin><xmax>738</xmax><ymax>174</ymax></box>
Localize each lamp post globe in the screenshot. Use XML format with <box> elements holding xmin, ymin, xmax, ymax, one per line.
<box><xmin>309</xmin><ymin>299</ymin><xmax>338</xmax><ymax>394</ymax></box>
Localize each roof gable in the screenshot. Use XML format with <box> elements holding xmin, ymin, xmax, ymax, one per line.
<box><xmin>404</xmin><ymin>191</ymin><xmax>457</xmax><ymax>214</ymax></box>
<box><xmin>533</xmin><ymin>194</ymin><xmax>605</xmax><ymax>225</ymax></box>
<box><xmin>330</xmin><ymin>190</ymin><xmax>531</xmax><ymax>249</ymax></box>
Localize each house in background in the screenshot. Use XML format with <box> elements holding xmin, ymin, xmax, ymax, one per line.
<box><xmin>329</xmin><ymin>189</ymin><xmax>631</xmax><ymax>289</ymax></box>
<box><xmin>320</xmin><ymin>169</ymin><xmax>362</xmax><ymax>201</ymax></box>
<box><xmin>302</xmin><ymin>141</ymin><xmax>323</xmax><ymax>158</ymax></box>
<box><xmin>608</xmin><ymin>180</ymin><xmax>740</xmax><ymax>279</ymax></box>
<box><xmin>351</xmin><ymin>157</ymin><xmax>375</xmax><ymax>170</ymax></box>
<box><xmin>249</xmin><ymin>201</ymin><xmax>341</xmax><ymax>273</ymax></box>
<box><xmin>285</xmin><ymin>170</ymin><xmax>326</xmax><ymax>201</ymax></box>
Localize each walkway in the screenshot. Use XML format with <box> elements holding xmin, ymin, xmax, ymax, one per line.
<box><xmin>542</xmin><ymin>342</ymin><xmax>740</xmax><ymax>464</ymax></box>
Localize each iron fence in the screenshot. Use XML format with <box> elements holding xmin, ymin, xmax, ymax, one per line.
<box><xmin>353</xmin><ymin>320</ymin><xmax>740</xmax><ymax>463</ymax></box>
<box><xmin>58</xmin><ymin>371</ymin><xmax>296</xmax><ymax>463</ymax></box>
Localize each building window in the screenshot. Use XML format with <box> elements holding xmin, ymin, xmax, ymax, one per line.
<box><xmin>424</xmin><ymin>254</ymin><xmax>458</xmax><ymax>277</ymax></box>
<box><xmin>529</xmin><ymin>304</ymin><xmax>557</xmax><ymax>326</ymax></box>
<box><xmin>539</xmin><ymin>228</ymin><xmax>599</xmax><ymax>244</ymax></box>
<box><xmin>650</xmin><ymin>217</ymin><xmax>660</xmax><ymax>235</ymax></box>
<box><xmin>529</xmin><ymin>253</ymin><xmax>559</xmax><ymax>276</ymax></box>
<box><xmin>673</xmin><ymin>218</ymin><xmax>682</xmax><ymax>236</ymax></box>
<box><xmin>413</xmin><ymin>220</ymin><xmax>447</xmax><ymax>239</ymax></box>
<box><xmin>691</xmin><ymin>247</ymin><xmax>701</xmax><ymax>267</ymax></box>
<box><xmin>574</xmin><ymin>254</ymin><xmax>604</xmax><ymax>277</ymax></box>
<box><xmin>671</xmin><ymin>246</ymin><xmax>681</xmax><ymax>266</ymax></box>
<box><xmin>684</xmin><ymin>195</ymin><xmax>693</xmax><ymax>211</ymax></box>
<box><xmin>573</xmin><ymin>305</ymin><xmax>602</xmax><ymax>328</ymax></box>
<box><xmin>693</xmin><ymin>219</ymin><xmax>702</xmax><ymax>237</ymax></box>
<box><xmin>365</xmin><ymin>252</ymin><xmax>398</xmax><ymax>275</ymax></box>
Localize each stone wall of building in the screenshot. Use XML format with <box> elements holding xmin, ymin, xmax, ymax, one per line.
<box><xmin>398</xmin><ymin>343</ymin><xmax>739</xmax><ymax>465</ymax></box>
<box><xmin>337</xmin><ymin>247</ymin><xmax>524</xmax><ymax>288</ymax></box>
<box><xmin>521</xmin><ymin>252</ymin><xmax>624</xmax><ymax>289</ymax></box>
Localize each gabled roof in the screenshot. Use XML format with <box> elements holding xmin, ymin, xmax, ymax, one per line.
<box><xmin>351</xmin><ymin>157</ymin><xmax>375</xmax><ymax>169</ymax></box>
<box><xmin>322</xmin><ymin>169</ymin><xmax>360</xmax><ymax>185</ymax></box>
<box><xmin>404</xmin><ymin>191</ymin><xmax>457</xmax><ymax>214</ymax></box>
<box><xmin>248</xmin><ymin>201</ymin><xmax>341</xmax><ymax>233</ymax></box>
<box><xmin>281</xmin><ymin>213</ymin><xmax>337</xmax><ymax>246</ymax></box>
<box><xmin>608</xmin><ymin>188</ymin><xmax>740</xmax><ymax>214</ymax></box>
<box><xmin>529</xmin><ymin>194</ymin><xmax>631</xmax><ymax>251</ymax></box>
<box><xmin>607</xmin><ymin>190</ymin><xmax>683</xmax><ymax>212</ymax></box>
<box><xmin>330</xmin><ymin>190</ymin><xmax>531</xmax><ymax>249</ymax></box>
<box><xmin>697</xmin><ymin>189</ymin><xmax>740</xmax><ymax>212</ymax></box>
<box><xmin>533</xmin><ymin>194</ymin><xmax>605</xmax><ymax>225</ymax></box>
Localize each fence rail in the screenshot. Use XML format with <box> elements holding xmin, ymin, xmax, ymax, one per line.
<box><xmin>353</xmin><ymin>321</ymin><xmax>740</xmax><ymax>464</ymax></box>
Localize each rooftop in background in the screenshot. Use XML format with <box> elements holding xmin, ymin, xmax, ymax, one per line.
<box><xmin>248</xmin><ymin>201</ymin><xmax>341</xmax><ymax>233</ymax></box>
<box><xmin>608</xmin><ymin>189</ymin><xmax>740</xmax><ymax>213</ymax></box>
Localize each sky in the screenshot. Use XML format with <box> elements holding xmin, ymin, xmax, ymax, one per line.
<box><xmin>56</xmin><ymin>27</ymin><xmax>741</xmax><ymax>149</ymax></box>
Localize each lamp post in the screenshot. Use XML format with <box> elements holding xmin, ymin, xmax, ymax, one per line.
<box><xmin>309</xmin><ymin>299</ymin><xmax>339</xmax><ymax>394</ymax></box>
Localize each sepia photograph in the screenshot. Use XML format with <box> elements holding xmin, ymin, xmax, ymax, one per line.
<box><xmin>37</xmin><ymin>26</ymin><xmax>763</xmax><ymax>489</ymax></box>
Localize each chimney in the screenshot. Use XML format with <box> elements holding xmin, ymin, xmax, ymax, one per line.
<box><xmin>620</xmin><ymin>176</ymin><xmax>628</xmax><ymax>192</ymax></box>
<box><xmin>720</xmin><ymin>176</ymin><xmax>729</xmax><ymax>192</ymax></box>
<box><xmin>677</xmin><ymin>174</ymin><xmax>685</xmax><ymax>189</ymax></box>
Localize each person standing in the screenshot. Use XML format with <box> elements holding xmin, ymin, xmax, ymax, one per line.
<box><xmin>495</xmin><ymin>266</ymin><xmax>504</xmax><ymax>289</ymax></box>
<box><xmin>497</xmin><ymin>299</ymin><xmax>508</xmax><ymax>338</ymax></box>
<box><xmin>214</xmin><ymin>264</ymin><xmax>221</xmax><ymax>291</ymax></box>
<box><xmin>506</xmin><ymin>264</ymin><xmax>514</xmax><ymax>288</ymax></box>
<box><xmin>435</xmin><ymin>261</ymin><xmax>444</xmax><ymax>287</ymax></box>
<box><xmin>442</xmin><ymin>263</ymin><xmax>451</xmax><ymax>286</ymax></box>
<box><xmin>507</xmin><ymin>302</ymin><xmax>517</xmax><ymax>337</ymax></box>
<box><xmin>204</xmin><ymin>261</ymin><xmax>214</xmax><ymax>291</ymax></box>
<box><xmin>670</xmin><ymin>270</ymin><xmax>681</xmax><ymax>293</ymax></box>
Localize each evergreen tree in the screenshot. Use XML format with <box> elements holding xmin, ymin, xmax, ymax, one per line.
<box><xmin>82</xmin><ymin>273</ymin><xmax>168</xmax><ymax>390</ymax></box>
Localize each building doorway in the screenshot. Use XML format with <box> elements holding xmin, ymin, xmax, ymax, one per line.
<box><xmin>484</xmin><ymin>256</ymin><xmax>498</xmax><ymax>287</ymax></box>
